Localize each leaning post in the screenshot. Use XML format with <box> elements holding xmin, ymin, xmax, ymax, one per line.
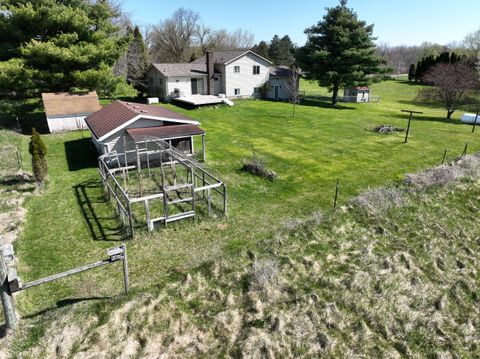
<box><xmin>401</xmin><ymin>109</ymin><xmax>423</xmax><ymax>143</ymax></box>
<box><xmin>0</xmin><ymin>246</ymin><xmax>17</xmax><ymax>331</ymax></box>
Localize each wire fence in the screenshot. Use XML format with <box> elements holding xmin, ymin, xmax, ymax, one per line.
<box><xmin>0</xmin><ymin>145</ymin><xmax>23</xmax><ymax>176</ymax></box>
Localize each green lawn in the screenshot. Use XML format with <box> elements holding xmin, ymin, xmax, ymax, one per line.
<box><xmin>3</xmin><ymin>79</ymin><xmax>480</xmax><ymax>315</ymax></box>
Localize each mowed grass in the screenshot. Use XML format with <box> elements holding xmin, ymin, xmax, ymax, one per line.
<box><xmin>5</xmin><ymin>79</ymin><xmax>480</xmax><ymax>315</ymax></box>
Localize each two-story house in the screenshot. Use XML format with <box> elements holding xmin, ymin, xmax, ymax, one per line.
<box><xmin>146</xmin><ymin>50</ymin><xmax>295</xmax><ymax>102</ymax></box>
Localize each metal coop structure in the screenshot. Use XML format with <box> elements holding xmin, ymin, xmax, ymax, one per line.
<box><xmin>98</xmin><ymin>136</ymin><xmax>227</xmax><ymax>236</ymax></box>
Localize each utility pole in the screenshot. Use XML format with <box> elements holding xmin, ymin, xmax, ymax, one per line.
<box><xmin>0</xmin><ymin>246</ymin><xmax>17</xmax><ymax>331</ymax></box>
<box><xmin>401</xmin><ymin>109</ymin><xmax>423</xmax><ymax>143</ymax></box>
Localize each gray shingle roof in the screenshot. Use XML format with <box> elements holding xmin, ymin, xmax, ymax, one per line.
<box><xmin>192</xmin><ymin>50</ymin><xmax>249</xmax><ymax>65</ymax></box>
<box><xmin>151</xmin><ymin>63</ymin><xmax>220</xmax><ymax>77</ymax></box>
<box><xmin>151</xmin><ymin>63</ymin><xmax>206</xmax><ymax>77</ymax></box>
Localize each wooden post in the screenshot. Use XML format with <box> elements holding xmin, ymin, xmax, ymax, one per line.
<box><xmin>145</xmin><ymin>139</ymin><xmax>151</xmax><ymax>177</ymax></box>
<box><xmin>144</xmin><ymin>199</ymin><xmax>152</xmax><ymax>231</ymax></box>
<box><xmin>472</xmin><ymin>107</ymin><xmax>479</xmax><ymax>133</ymax></box>
<box><xmin>333</xmin><ymin>179</ymin><xmax>339</xmax><ymax>210</ymax></box>
<box><xmin>223</xmin><ymin>185</ymin><xmax>227</xmax><ymax>216</ymax></box>
<box><xmin>0</xmin><ymin>247</ymin><xmax>17</xmax><ymax>331</ymax></box>
<box><xmin>15</xmin><ymin>147</ymin><xmax>22</xmax><ymax>171</ymax></box>
<box><xmin>121</xmin><ymin>243</ymin><xmax>129</xmax><ymax>294</ymax></box>
<box><xmin>207</xmin><ymin>188</ymin><xmax>212</xmax><ymax>216</ymax></box>
<box><xmin>127</xmin><ymin>201</ymin><xmax>134</xmax><ymax>238</ymax></box>
<box><xmin>401</xmin><ymin>109</ymin><xmax>423</xmax><ymax>143</ymax></box>
<box><xmin>442</xmin><ymin>148</ymin><xmax>448</xmax><ymax>165</ymax></box>
<box><xmin>202</xmin><ymin>134</ymin><xmax>206</xmax><ymax>162</ymax></box>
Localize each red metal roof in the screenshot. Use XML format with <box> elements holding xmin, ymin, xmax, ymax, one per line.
<box><xmin>126</xmin><ymin>125</ymin><xmax>205</xmax><ymax>142</ymax></box>
<box><xmin>85</xmin><ymin>101</ymin><xmax>197</xmax><ymax>140</ymax></box>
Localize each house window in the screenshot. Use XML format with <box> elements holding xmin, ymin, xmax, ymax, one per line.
<box><xmin>149</xmin><ymin>76</ymin><xmax>153</xmax><ymax>84</ymax></box>
<box><xmin>159</xmin><ymin>79</ymin><xmax>163</xmax><ymax>85</ymax></box>
<box><xmin>253</xmin><ymin>65</ymin><xmax>260</xmax><ymax>75</ymax></box>
<box><xmin>253</xmin><ymin>87</ymin><xmax>260</xmax><ymax>94</ymax></box>
<box><xmin>234</xmin><ymin>88</ymin><xmax>241</xmax><ymax>95</ymax></box>
<box><xmin>234</xmin><ymin>66</ymin><xmax>240</xmax><ymax>73</ymax></box>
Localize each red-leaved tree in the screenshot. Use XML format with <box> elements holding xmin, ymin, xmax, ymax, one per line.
<box><xmin>417</xmin><ymin>63</ymin><xmax>479</xmax><ymax>120</ymax></box>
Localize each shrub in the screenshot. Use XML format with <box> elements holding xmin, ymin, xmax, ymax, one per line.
<box><xmin>351</xmin><ymin>187</ymin><xmax>406</xmax><ymax>215</ymax></box>
<box><xmin>28</xmin><ymin>127</ymin><xmax>48</xmax><ymax>186</ymax></box>
<box><xmin>251</xmin><ymin>259</ymin><xmax>278</xmax><ymax>293</ymax></box>
<box><xmin>241</xmin><ymin>151</ymin><xmax>278</xmax><ymax>181</ymax></box>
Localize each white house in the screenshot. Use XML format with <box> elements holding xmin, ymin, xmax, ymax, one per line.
<box><xmin>343</xmin><ymin>86</ymin><xmax>371</xmax><ymax>102</ymax></box>
<box><xmin>147</xmin><ymin>50</ymin><xmax>295</xmax><ymax>102</ymax></box>
<box><xmin>41</xmin><ymin>91</ymin><xmax>101</xmax><ymax>133</ymax></box>
<box><xmin>84</xmin><ymin>101</ymin><xmax>205</xmax><ymax>157</ymax></box>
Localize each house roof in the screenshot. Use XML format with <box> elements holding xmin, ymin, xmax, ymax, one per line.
<box><xmin>269</xmin><ymin>66</ymin><xmax>293</xmax><ymax>77</ymax></box>
<box><xmin>192</xmin><ymin>50</ymin><xmax>272</xmax><ymax>66</ymax></box>
<box><xmin>84</xmin><ymin>101</ymin><xmax>198</xmax><ymax>140</ymax></box>
<box><xmin>126</xmin><ymin>124</ymin><xmax>205</xmax><ymax>142</ymax></box>
<box><xmin>347</xmin><ymin>86</ymin><xmax>370</xmax><ymax>90</ymax></box>
<box><xmin>151</xmin><ymin>63</ymin><xmax>221</xmax><ymax>77</ymax></box>
<box><xmin>41</xmin><ymin>91</ymin><xmax>101</xmax><ymax>117</ymax></box>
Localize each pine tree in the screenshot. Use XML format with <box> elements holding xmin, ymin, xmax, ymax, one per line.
<box><xmin>0</xmin><ymin>0</ymin><xmax>130</xmax><ymax>97</ymax></box>
<box><xmin>408</xmin><ymin>64</ymin><xmax>416</xmax><ymax>82</ymax></box>
<box><xmin>299</xmin><ymin>0</ymin><xmax>389</xmax><ymax>105</ymax></box>
<box><xmin>252</xmin><ymin>41</ymin><xmax>270</xmax><ymax>60</ymax></box>
<box><xmin>126</xmin><ymin>26</ymin><xmax>150</xmax><ymax>94</ymax></box>
<box><xmin>28</xmin><ymin>128</ymin><xmax>48</xmax><ymax>186</ymax></box>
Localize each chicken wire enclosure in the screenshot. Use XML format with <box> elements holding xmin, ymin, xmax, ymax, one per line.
<box><xmin>98</xmin><ymin>136</ymin><xmax>227</xmax><ymax>236</ymax></box>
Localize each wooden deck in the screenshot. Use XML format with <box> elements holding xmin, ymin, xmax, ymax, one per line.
<box><xmin>173</xmin><ymin>95</ymin><xmax>225</xmax><ymax>106</ymax></box>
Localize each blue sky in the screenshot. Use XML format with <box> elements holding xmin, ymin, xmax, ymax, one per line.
<box><xmin>122</xmin><ymin>0</ymin><xmax>480</xmax><ymax>46</ymax></box>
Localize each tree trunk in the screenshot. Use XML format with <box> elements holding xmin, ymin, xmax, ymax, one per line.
<box><xmin>446</xmin><ymin>109</ymin><xmax>454</xmax><ymax>120</ymax></box>
<box><xmin>331</xmin><ymin>82</ymin><xmax>339</xmax><ymax>105</ymax></box>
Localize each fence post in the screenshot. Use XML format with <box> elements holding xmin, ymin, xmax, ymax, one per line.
<box><xmin>121</xmin><ymin>244</ymin><xmax>129</xmax><ymax>294</ymax></box>
<box><xmin>0</xmin><ymin>246</ymin><xmax>17</xmax><ymax>331</ymax></box>
<box><xmin>442</xmin><ymin>148</ymin><xmax>448</xmax><ymax>165</ymax></box>
<box><xmin>333</xmin><ymin>179</ymin><xmax>339</xmax><ymax>210</ymax></box>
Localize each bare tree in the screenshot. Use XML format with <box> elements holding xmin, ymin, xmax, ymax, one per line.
<box><xmin>150</xmin><ymin>8</ymin><xmax>200</xmax><ymax>62</ymax></box>
<box><xmin>286</xmin><ymin>65</ymin><xmax>301</xmax><ymax>118</ymax></box>
<box><xmin>417</xmin><ymin>63</ymin><xmax>478</xmax><ymax>120</ymax></box>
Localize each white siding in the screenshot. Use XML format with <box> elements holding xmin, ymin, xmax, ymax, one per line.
<box><xmin>224</xmin><ymin>53</ymin><xmax>270</xmax><ymax>98</ymax></box>
<box><xmin>47</xmin><ymin>115</ymin><xmax>89</xmax><ymax>133</ymax></box>
<box><xmin>267</xmin><ymin>78</ymin><xmax>293</xmax><ymax>100</ymax></box>
<box><xmin>165</xmin><ymin>76</ymin><xmax>208</xmax><ymax>99</ymax></box>
<box><xmin>101</xmin><ymin>118</ymin><xmax>166</xmax><ymax>153</ymax></box>
<box><xmin>147</xmin><ymin>68</ymin><xmax>167</xmax><ymax>99</ymax></box>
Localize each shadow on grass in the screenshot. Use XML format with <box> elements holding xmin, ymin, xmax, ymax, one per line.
<box><xmin>22</xmin><ymin>296</ymin><xmax>110</xmax><ymax>320</ymax></box>
<box><xmin>392</xmin><ymin>111</ymin><xmax>465</xmax><ymax>125</ymax></box>
<box><xmin>73</xmin><ymin>179</ymin><xmax>127</xmax><ymax>241</ymax></box>
<box><xmin>64</xmin><ymin>137</ymin><xmax>98</xmax><ymax>171</ymax></box>
<box><xmin>0</xmin><ymin>99</ymin><xmax>49</xmax><ymax>134</ymax></box>
<box><xmin>300</xmin><ymin>98</ymin><xmax>355</xmax><ymax>110</ymax></box>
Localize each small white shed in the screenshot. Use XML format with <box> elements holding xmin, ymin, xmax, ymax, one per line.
<box><xmin>42</xmin><ymin>92</ymin><xmax>101</xmax><ymax>133</ymax></box>
<box><xmin>343</xmin><ymin>86</ymin><xmax>370</xmax><ymax>103</ymax></box>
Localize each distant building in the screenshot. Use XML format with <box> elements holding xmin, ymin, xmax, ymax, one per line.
<box><xmin>146</xmin><ymin>50</ymin><xmax>297</xmax><ymax>102</ymax></box>
<box><xmin>343</xmin><ymin>86</ymin><xmax>370</xmax><ymax>103</ymax></box>
<box><xmin>41</xmin><ymin>92</ymin><xmax>101</xmax><ymax>133</ymax></box>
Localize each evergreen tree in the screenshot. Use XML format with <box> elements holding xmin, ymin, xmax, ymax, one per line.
<box><xmin>299</xmin><ymin>0</ymin><xmax>389</xmax><ymax>105</ymax></box>
<box><xmin>0</xmin><ymin>0</ymin><xmax>130</xmax><ymax>97</ymax></box>
<box><xmin>437</xmin><ymin>52</ymin><xmax>450</xmax><ymax>64</ymax></box>
<box><xmin>28</xmin><ymin>128</ymin><xmax>48</xmax><ymax>186</ymax></box>
<box><xmin>126</xmin><ymin>26</ymin><xmax>149</xmax><ymax>94</ymax></box>
<box><xmin>268</xmin><ymin>35</ymin><xmax>296</xmax><ymax>66</ymax></box>
<box><xmin>252</xmin><ymin>41</ymin><xmax>270</xmax><ymax>60</ymax></box>
<box><xmin>408</xmin><ymin>64</ymin><xmax>416</xmax><ymax>81</ymax></box>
